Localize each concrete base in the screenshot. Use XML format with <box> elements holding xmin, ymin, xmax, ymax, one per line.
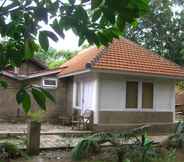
<box><xmin>98</xmin><ymin>111</ymin><xmax>174</xmax><ymax>124</ymax></box>
<box><xmin>93</xmin><ymin>122</ymin><xmax>177</xmax><ymax>135</ymax></box>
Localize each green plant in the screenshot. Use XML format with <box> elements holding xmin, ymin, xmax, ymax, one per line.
<box><xmin>0</xmin><ymin>142</ymin><xmax>22</xmax><ymax>160</ymax></box>
<box><xmin>157</xmin><ymin>149</ymin><xmax>176</xmax><ymax>162</ymax></box>
<box><xmin>72</xmin><ymin>125</ymin><xmax>149</xmax><ymax>161</ymax></box>
<box><xmin>27</xmin><ymin>110</ymin><xmax>45</xmax><ymax>122</ymax></box>
<box><xmin>168</xmin><ymin>122</ymin><xmax>184</xmax><ymax>149</ymax></box>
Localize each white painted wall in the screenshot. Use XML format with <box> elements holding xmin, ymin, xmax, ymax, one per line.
<box><xmin>154</xmin><ymin>80</ymin><xmax>175</xmax><ymax>112</ymax></box>
<box><xmin>72</xmin><ymin>72</ymin><xmax>176</xmax><ymax>124</ymax></box>
<box><xmin>99</xmin><ymin>79</ymin><xmax>124</xmax><ymax>111</ymax></box>
<box><xmin>98</xmin><ymin>74</ymin><xmax>176</xmax><ymax>112</ymax></box>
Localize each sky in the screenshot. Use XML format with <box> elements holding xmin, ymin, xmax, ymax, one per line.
<box><xmin>49</xmin><ymin>30</ymin><xmax>80</xmax><ymax>51</ymax></box>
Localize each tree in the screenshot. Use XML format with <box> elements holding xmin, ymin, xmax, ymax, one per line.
<box><xmin>125</xmin><ymin>0</ymin><xmax>184</xmax><ymax>65</ymax></box>
<box><xmin>35</xmin><ymin>48</ymin><xmax>76</xmax><ymax>69</ymax></box>
<box><xmin>0</xmin><ymin>0</ymin><xmax>149</xmax><ymax>113</ymax></box>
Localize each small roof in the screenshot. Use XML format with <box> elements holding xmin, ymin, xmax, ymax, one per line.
<box><xmin>58</xmin><ymin>38</ymin><xmax>184</xmax><ymax>79</ymax></box>
<box><xmin>29</xmin><ymin>58</ymin><xmax>48</xmax><ymax>69</ymax></box>
<box><xmin>1</xmin><ymin>69</ymin><xmax>61</xmax><ymax>80</ymax></box>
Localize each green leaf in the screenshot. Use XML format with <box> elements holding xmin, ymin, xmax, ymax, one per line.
<box><xmin>46</xmin><ymin>31</ymin><xmax>58</xmax><ymax>42</ymax></box>
<box><xmin>117</xmin><ymin>15</ymin><xmax>125</xmax><ymax>32</ymax></box>
<box><xmin>91</xmin><ymin>0</ymin><xmax>103</xmax><ymax>9</ymax></box>
<box><xmin>16</xmin><ymin>88</ymin><xmax>31</xmax><ymax>113</ymax></box>
<box><xmin>79</xmin><ymin>36</ymin><xmax>85</xmax><ymax>46</ymax></box>
<box><xmin>39</xmin><ymin>31</ymin><xmax>49</xmax><ymax>51</ymax></box>
<box><xmin>24</xmin><ymin>39</ymin><xmax>34</xmax><ymax>59</ymax></box>
<box><xmin>22</xmin><ymin>91</ymin><xmax>31</xmax><ymax>113</ymax></box>
<box><xmin>0</xmin><ymin>80</ymin><xmax>8</xmax><ymax>89</ymax></box>
<box><xmin>31</xmin><ymin>87</ymin><xmax>46</xmax><ymax>110</ymax></box>
<box><xmin>38</xmin><ymin>87</ymin><xmax>55</xmax><ymax>103</ymax></box>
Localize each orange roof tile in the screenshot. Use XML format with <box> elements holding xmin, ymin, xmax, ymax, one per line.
<box><xmin>59</xmin><ymin>38</ymin><xmax>184</xmax><ymax>78</ymax></box>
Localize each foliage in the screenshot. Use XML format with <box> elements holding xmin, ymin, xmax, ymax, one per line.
<box><xmin>168</xmin><ymin>121</ymin><xmax>184</xmax><ymax>149</ymax></box>
<box><xmin>126</xmin><ymin>0</ymin><xmax>184</xmax><ymax>65</ymax></box>
<box><xmin>177</xmin><ymin>81</ymin><xmax>184</xmax><ymax>90</ymax></box>
<box><xmin>16</xmin><ymin>84</ymin><xmax>55</xmax><ymax>113</ymax></box>
<box><xmin>27</xmin><ymin>110</ymin><xmax>45</xmax><ymax>122</ymax></box>
<box><xmin>123</xmin><ymin>149</ymin><xmax>176</xmax><ymax>162</ymax></box>
<box><xmin>35</xmin><ymin>47</ymin><xmax>76</xmax><ymax>69</ymax></box>
<box><xmin>0</xmin><ymin>0</ymin><xmax>149</xmax><ymax>70</ymax></box>
<box><xmin>72</xmin><ymin>125</ymin><xmax>150</xmax><ymax>161</ymax></box>
<box><xmin>0</xmin><ymin>142</ymin><xmax>22</xmax><ymax>160</ymax></box>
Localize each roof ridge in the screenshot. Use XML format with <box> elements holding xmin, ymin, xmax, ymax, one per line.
<box><xmin>85</xmin><ymin>43</ymin><xmax>113</xmax><ymax>69</ymax></box>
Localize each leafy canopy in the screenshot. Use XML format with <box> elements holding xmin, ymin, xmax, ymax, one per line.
<box><xmin>126</xmin><ymin>0</ymin><xmax>184</xmax><ymax>65</ymax></box>
<box><xmin>0</xmin><ymin>0</ymin><xmax>149</xmax><ymax>113</ymax></box>
<box><xmin>0</xmin><ymin>0</ymin><xmax>149</xmax><ymax>69</ymax></box>
<box><xmin>35</xmin><ymin>47</ymin><xmax>76</xmax><ymax>68</ymax></box>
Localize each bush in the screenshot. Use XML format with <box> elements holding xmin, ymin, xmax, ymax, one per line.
<box><xmin>0</xmin><ymin>142</ymin><xmax>22</xmax><ymax>160</ymax></box>
<box><xmin>71</xmin><ymin>126</ymin><xmax>150</xmax><ymax>161</ymax></box>
<box><xmin>168</xmin><ymin>122</ymin><xmax>184</xmax><ymax>149</ymax></box>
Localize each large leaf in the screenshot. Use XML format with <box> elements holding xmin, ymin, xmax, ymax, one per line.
<box><xmin>38</xmin><ymin>87</ymin><xmax>55</xmax><ymax>103</ymax></box>
<box><xmin>39</xmin><ymin>31</ymin><xmax>49</xmax><ymax>51</ymax></box>
<box><xmin>22</xmin><ymin>91</ymin><xmax>31</xmax><ymax>113</ymax></box>
<box><xmin>46</xmin><ymin>31</ymin><xmax>58</xmax><ymax>42</ymax></box>
<box><xmin>16</xmin><ymin>88</ymin><xmax>31</xmax><ymax>113</ymax></box>
<box><xmin>31</xmin><ymin>87</ymin><xmax>46</xmax><ymax>110</ymax></box>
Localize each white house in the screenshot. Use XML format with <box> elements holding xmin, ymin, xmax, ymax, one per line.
<box><xmin>58</xmin><ymin>38</ymin><xmax>184</xmax><ymax>130</ymax></box>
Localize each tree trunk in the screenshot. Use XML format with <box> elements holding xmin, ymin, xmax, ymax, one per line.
<box><xmin>27</xmin><ymin>120</ymin><xmax>41</xmax><ymax>155</ymax></box>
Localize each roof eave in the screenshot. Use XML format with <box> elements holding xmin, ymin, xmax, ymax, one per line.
<box><xmin>58</xmin><ymin>69</ymin><xmax>91</xmax><ymax>78</ymax></box>
<box><xmin>92</xmin><ymin>68</ymin><xmax>184</xmax><ymax>80</ymax></box>
<box><xmin>1</xmin><ymin>70</ymin><xmax>60</xmax><ymax>80</ymax></box>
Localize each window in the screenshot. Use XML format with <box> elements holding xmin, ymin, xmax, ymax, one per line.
<box><xmin>126</xmin><ymin>81</ymin><xmax>138</xmax><ymax>108</ymax></box>
<box><xmin>142</xmin><ymin>82</ymin><xmax>153</xmax><ymax>109</ymax></box>
<box><xmin>75</xmin><ymin>81</ymin><xmax>81</xmax><ymax>107</ymax></box>
<box><xmin>42</xmin><ymin>78</ymin><xmax>58</xmax><ymax>89</ymax></box>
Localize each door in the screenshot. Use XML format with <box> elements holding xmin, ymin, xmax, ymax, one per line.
<box><xmin>81</xmin><ymin>79</ymin><xmax>93</xmax><ymax>113</ymax></box>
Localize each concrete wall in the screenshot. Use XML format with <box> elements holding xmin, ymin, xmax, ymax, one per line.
<box><xmin>98</xmin><ymin>111</ymin><xmax>173</xmax><ymax>124</ymax></box>
<box><xmin>0</xmin><ymin>75</ymin><xmax>66</xmax><ymax>122</ymax></box>
<box><xmin>65</xmin><ymin>77</ymin><xmax>74</xmax><ymax>116</ymax></box>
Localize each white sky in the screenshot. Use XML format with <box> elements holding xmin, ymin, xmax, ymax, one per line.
<box><xmin>49</xmin><ymin>30</ymin><xmax>80</xmax><ymax>51</ymax></box>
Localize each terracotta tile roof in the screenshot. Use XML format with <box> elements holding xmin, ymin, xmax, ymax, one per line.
<box><xmin>59</xmin><ymin>38</ymin><xmax>184</xmax><ymax>78</ymax></box>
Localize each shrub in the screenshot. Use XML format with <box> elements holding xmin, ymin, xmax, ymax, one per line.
<box><xmin>71</xmin><ymin>125</ymin><xmax>150</xmax><ymax>161</ymax></box>
<box><xmin>0</xmin><ymin>142</ymin><xmax>22</xmax><ymax>160</ymax></box>
<box><xmin>168</xmin><ymin>122</ymin><xmax>184</xmax><ymax>149</ymax></box>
